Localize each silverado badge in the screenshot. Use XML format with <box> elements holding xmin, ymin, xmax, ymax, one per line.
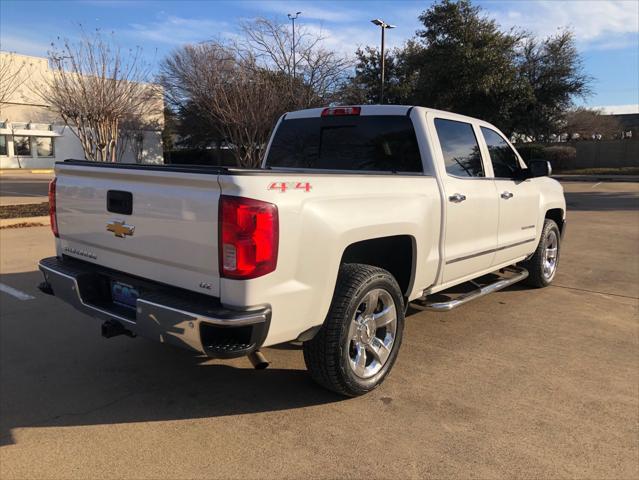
<box><xmin>107</xmin><ymin>220</ymin><xmax>135</xmax><ymax>238</ymax></box>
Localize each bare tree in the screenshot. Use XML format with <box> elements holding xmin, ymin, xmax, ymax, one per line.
<box><xmin>38</xmin><ymin>30</ymin><xmax>160</xmax><ymax>162</ymax></box>
<box><xmin>161</xmin><ymin>43</ymin><xmax>291</xmax><ymax>167</ymax></box>
<box><xmin>160</xmin><ymin>18</ymin><xmax>351</xmax><ymax>167</ymax></box>
<box><xmin>239</xmin><ymin>18</ymin><xmax>351</xmax><ymax>107</ymax></box>
<box><xmin>563</xmin><ymin>107</ymin><xmax>621</xmax><ymax>140</ymax></box>
<box><xmin>0</xmin><ymin>52</ymin><xmax>27</xmax><ymax>107</ymax></box>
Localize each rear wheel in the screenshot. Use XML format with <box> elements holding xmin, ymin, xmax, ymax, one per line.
<box><xmin>523</xmin><ymin>219</ymin><xmax>561</xmax><ymax>288</ymax></box>
<box><xmin>303</xmin><ymin>263</ymin><xmax>404</xmax><ymax>397</ymax></box>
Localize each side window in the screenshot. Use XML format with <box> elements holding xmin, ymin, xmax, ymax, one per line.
<box><xmin>481</xmin><ymin>127</ymin><xmax>523</xmax><ymax>178</ymax></box>
<box><xmin>434</xmin><ymin>119</ymin><xmax>484</xmax><ymax>178</ymax></box>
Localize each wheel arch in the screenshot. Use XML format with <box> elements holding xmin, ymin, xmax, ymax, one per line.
<box><xmin>545</xmin><ymin>208</ymin><xmax>565</xmax><ymax>235</ymax></box>
<box><xmin>339</xmin><ymin>234</ymin><xmax>416</xmax><ymax>299</ymax></box>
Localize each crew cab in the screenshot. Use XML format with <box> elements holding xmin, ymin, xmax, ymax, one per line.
<box><xmin>39</xmin><ymin>105</ymin><xmax>566</xmax><ymax>396</ymax></box>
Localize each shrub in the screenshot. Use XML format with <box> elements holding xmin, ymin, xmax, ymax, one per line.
<box><xmin>542</xmin><ymin>146</ymin><xmax>576</xmax><ymax>171</ymax></box>
<box><xmin>514</xmin><ymin>143</ymin><xmax>577</xmax><ymax>170</ymax></box>
<box><xmin>514</xmin><ymin>144</ymin><xmax>545</xmax><ymax>164</ymax></box>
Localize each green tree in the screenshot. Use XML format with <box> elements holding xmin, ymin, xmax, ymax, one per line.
<box><xmin>410</xmin><ymin>0</ymin><xmax>527</xmax><ymax>133</ymax></box>
<box><xmin>514</xmin><ymin>32</ymin><xmax>591</xmax><ymax>140</ymax></box>
<box><xmin>340</xmin><ymin>44</ymin><xmax>419</xmax><ymax>105</ymax></box>
<box><xmin>340</xmin><ymin>0</ymin><xmax>590</xmax><ymax>138</ymax></box>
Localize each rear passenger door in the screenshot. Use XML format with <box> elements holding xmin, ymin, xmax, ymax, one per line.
<box><xmin>479</xmin><ymin>127</ymin><xmax>540</xmax><ymax>266</ymax></box>
<box><xmin>432</xmin><ymin>118</ymin><xmax>499</xmax><ymax>284</ymax></box>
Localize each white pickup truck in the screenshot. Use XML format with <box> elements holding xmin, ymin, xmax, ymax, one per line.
<box><xmin>39</xmin><ymin>105</ymin><xmax>566</xmax><ymax>396</ymax></box>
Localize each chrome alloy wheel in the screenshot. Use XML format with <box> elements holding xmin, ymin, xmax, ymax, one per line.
<box><xmin>346</xmin><ymin>288</ymin><xmax>397</xmax><ymax>379</ymax></box>
<box><xmin>542</xmin><ymin>229</ymin><xmax>559</xmax><ymax>280</ymax></box>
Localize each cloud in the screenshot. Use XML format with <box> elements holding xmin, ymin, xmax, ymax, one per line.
<box><xmin>592</xmin><ymin>104</ymin><xmax>639</xmax><ymax>114</ymax></box>
<box><xmin>299</xmin><ymin>22</ymin><xmax>410</xmax><ymax>59</ymax></box>
<box><xmin>0</xmin><ymin>32</ymin><xmax>52</xmax><ymax>57</ymax></box>
<box><xmin>126</xmin><ymin>14</ymin><xmax>235</xmax><ymax>45</ymax></box>
<box><xmin>490</xmin><ymin>0</ymin><xmax>639</xmax><ymax>50</ymax></box>
<box><xmin>248</xmin><ymin>1</ymin><xmax>369</xmax><ymax>23</ymax></box>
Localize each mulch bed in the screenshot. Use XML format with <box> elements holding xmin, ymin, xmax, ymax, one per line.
<box><xmin>0</xmin><ymin>202</ymin><xmax>50</xmax><ymax>219</ymax></box>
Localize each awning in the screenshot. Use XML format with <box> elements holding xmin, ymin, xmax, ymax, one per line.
<box><xmin>0</xmin><ymin>128</ymin><xmax>63</xmax><ymax>137</ymax></box>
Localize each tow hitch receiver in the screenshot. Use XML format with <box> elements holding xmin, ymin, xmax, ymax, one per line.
<box><xmin>37</xmin><ymin>281</ymin><xmax>54</xmax><ymax>296</ymax></box>
<box><xmin>101</xmin><ymin>319</ymin><xmax>135</xmax><ymax>339</ymax></box>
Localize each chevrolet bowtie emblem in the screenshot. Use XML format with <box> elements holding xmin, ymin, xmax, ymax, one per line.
<box><xmin>106</xmin><ymin>220</ymin><xmax>135</xmax><ymax>238</ymax></box>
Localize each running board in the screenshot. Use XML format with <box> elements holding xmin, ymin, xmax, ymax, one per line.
<box><xmin>413</xmin><ymin>267</ymin><xmax>529</xmax><ymax>312</ymax></box>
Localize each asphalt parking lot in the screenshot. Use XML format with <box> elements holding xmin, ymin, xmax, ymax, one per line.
<box><xmin>0</xmin><ymin>181</ymin><xmax>637</xmax><ymax>479</ymax></box>
<box><xmin>0</xmin><ymin>173</ymin><xmax>51</xmax><ymax>206</ymax></box>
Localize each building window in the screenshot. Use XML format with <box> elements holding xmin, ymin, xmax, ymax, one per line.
<box><xmin>0</xmin><ymin>135</ymin><xmax>7</xmax><ymax>156</ymax></box>
<box><xmin>36</xmin><ymin>137</ymin><xmax>54</xmax><ymax>157</ymax></box>
<box><xmin>14</xmin><ymin>136</ymin><xmax>32</xmax><ymax>156</ymax></box>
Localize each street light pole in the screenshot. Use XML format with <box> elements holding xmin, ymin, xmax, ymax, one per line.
<box><xmin>370</xmin><ymin>18</ymin><xmax>396</xmax><ymax>104</ymax></box>
<box><xmin>288</xmin><ymin>12</ymin><xmax>302</xmax><ymax>80</ymax></box>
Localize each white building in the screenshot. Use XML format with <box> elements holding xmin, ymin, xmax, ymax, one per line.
<box><xmin>0</xmin><ymin>52</ymin><xmax>164</xmax><ymax>169</ymax></box>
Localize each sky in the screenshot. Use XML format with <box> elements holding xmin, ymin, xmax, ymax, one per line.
<box><xmin>1</xmin><ymin>0</ymin><xmax>637</xmax><ymax>109</ymax></box>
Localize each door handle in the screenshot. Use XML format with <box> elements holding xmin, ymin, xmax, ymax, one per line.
<box><xmin>449</xmin><ymin>193</ymin><xmax>466</xmax><ymax>203</ymax></box>
<box><xmin>501</xmin><ymin>191</ymin><xmax>514</xmax><ymax>199</ymax></box>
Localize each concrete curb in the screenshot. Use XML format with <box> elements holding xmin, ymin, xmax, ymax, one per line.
<box><xmin>0</xmin><ymin>169</ymin><xmax>54</xmax><ymax>175</ymax></box>
<box><xmin>0</xmin><ymin>216</ymin><xmax>50</xmax><ymax>228</ymax></box>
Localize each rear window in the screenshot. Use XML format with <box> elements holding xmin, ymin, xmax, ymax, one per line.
<box><xmin>265</xmin><ymin>115</ymin><xmax>423</xmax><ymax>173</ymax></box>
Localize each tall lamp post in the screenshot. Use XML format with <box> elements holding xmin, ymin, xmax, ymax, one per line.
<box><xmin>370</xmin><ymin>18</ymin><xmax>395</xmax><ymax>104</ymax></box>
<box><xmin>288</xmin><ymin>11</ymin><xmax>302</xmax><ymax>79</ymax></box>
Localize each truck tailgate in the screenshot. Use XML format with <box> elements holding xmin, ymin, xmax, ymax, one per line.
<box><xmin>55</xmin><ymin>163</ymin><xmax>222</xmax><ymax>297</ymax></box>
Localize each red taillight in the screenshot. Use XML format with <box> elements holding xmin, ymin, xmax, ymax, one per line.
<box><xmin>219</xmin><ymin>195</ymin><xmax>278</xmax><ymax>279</ymax></box>
<box><xmin>48</xmin><ymin>177</ymin><xmax>59</xmax><ymax>237</ymax></box>
<box><xmin>321</xmin><ymin>106</ymin><xmax>361</xmax><ymax>117</ymax></box>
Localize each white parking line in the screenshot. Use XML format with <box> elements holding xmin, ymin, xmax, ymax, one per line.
<box><xmin>0</xmin><ymin>283</ymin><xmax>35</xmax><ymax>300</ymax></box>
<box><xmin>591</xmin><ymin>182</ymin><xmax>602</xmax><ymax>189</ymax></box>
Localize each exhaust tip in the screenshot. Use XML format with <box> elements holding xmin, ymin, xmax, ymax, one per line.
<box><xmin>248</xmin><ymin>350</ymin><xmax>270</xmax><ymax>370</ymax></box>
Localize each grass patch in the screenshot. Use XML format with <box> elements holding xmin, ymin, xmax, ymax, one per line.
<box><xmin>555</xmin><ymin>167</ymin><xmax>639</xmax><ymax>175</ymax></box>
<box><xmin>0</xmin><ymin>221</ymin><xmax>47</xmax><ymax>229</ymax></box>
<box><xmin>0</xmin><ymin>202</ymin><xmax>49</xmax><ymax>219</ymax></box>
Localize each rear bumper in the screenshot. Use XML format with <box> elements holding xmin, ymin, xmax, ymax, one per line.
<box><xmin>38</xmin><ymin>256</ymin><xmax>270</xmax><ymax>358</ymax></box>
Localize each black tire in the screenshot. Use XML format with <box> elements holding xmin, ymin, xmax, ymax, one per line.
<box><xmin>522</xmin><ymin>219</ymin><xmax>561</xmax><ymax>288</ymax></box>
<box><xmin>303</xmin><ymin>263</ymin><xmax>405</xmax><ymax>397</ymax></box>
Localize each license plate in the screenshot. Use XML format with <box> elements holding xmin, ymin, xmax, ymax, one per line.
<box><xmin>111</xmin><ymin>281</ymin><xmax>139</xmax><ymax>309</ymax></box>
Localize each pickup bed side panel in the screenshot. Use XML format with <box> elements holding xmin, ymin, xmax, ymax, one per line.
<box><xmin>218</xmin><ymin>174</ymin><xmax>441</xmax><ymax>346</ymax></box>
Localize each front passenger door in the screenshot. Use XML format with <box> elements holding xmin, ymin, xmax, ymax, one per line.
<box><xmin>480</xmin><ymin>127</ymin><xmax>540</xmax><ymax>266</ymax></box>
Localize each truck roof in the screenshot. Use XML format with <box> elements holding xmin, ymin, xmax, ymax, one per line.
<box><xmin>284</xmin><ymin>105</ymin><xmax>486</xmax><ymax>126</ymax></box>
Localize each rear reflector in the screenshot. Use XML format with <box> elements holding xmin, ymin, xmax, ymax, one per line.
<box><xmin>48</xmin><ymin>177</ymin><xmax>59</xmax><ymax>237</ymax></box>
<box><xmin>219</xmin><ymin>195</ymin><xmax>278</xmax><ymax>279</ymax></box>
<box><xmin>321</xmin><ymin>106</ymin><xmax>361</xmax><ymax>117</ymax></box>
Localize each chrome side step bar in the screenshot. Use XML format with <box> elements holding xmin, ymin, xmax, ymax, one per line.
<box><xmin>413</xmin><ymin>266</ymin><xmax>529</xmax><ymax>312</ymax></box>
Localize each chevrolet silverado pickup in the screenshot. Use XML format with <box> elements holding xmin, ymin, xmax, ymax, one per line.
<box><xmin>39</xmin><ymin>105</ymin><xmax>566</xmax><ymax>396</ymax></box>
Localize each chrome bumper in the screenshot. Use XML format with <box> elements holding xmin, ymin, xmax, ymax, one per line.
<box><xmin>38</xmin><ymin>256</ymin><xmax>270</xmax><ymax>358</ymax></box>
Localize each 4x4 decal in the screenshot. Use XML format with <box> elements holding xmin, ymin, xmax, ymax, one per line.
<box><xmin>268</xmin><ymin>182</ymin><xmax>312</xmax><ymax>192</ymax></box>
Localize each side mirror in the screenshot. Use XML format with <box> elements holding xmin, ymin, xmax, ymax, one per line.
<box><xmin>529</xmin><ymin>159</ymin><xmax>552</xmax><ymax>177</ymax></box>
